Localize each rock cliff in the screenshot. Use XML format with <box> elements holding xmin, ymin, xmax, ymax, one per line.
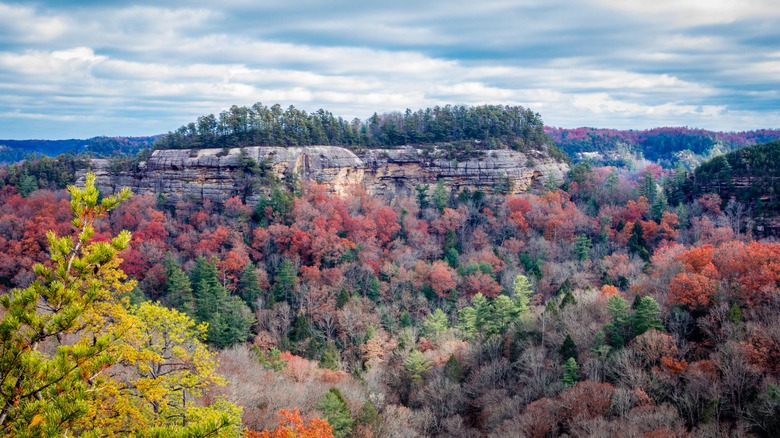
<box><xmin>83</xmin><ymin>145</ymin><xmax>569</xmax><ymax>205</ymax></box>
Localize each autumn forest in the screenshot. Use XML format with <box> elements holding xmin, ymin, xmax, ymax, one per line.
<box><xmin>1</xmin><ymin>104</ymin><xmax>780</xmax><ymax>437</ymax></box>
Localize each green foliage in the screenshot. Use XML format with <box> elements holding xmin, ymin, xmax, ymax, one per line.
<box><xmin>632</xmin><ymin>296</ymin><xmax>664</xmax><ymax>335</ymax></box>
<box><xmin>156</xmin><ymin>103</ymin><xmax>556</xmax><ymax>153</ymax></box>
<box><xmin>559</xmin><ymin>334</ymin><xmax>578</xmax><ymax>363</ymax></box>
<box><xmin>317</xmin><ymin>388</ymin><xmax>354</xmax><ymax>438</ymax></box>
<box><xmin>422</xmin><ymin>308</ymin><xmax>449</xmax><ymax>340</ymax></box>
<box><xmin>563</xmin><ymin>357</ymin><xmax>579</xmax><ymax>386</ymax></box>
<box><xmin>272</xmin><ymin>258</ymin><xmax>298</xmax><ymax>305</ymax></box>
<box><xmin>252</xmin><ymin>346</ymin><xmax>286</xmax><ymax>372</ymax></box>
<box><xmin>415</xmin><ymin>184</ymin><xmax>430</xmax><ymax>210</ymax></box>
<box><xmin>190</xmin><ymin>257</ymin><xmax>253</xmax><ymax>348</ymax></box>
<box><xmin>727</xmin><ymin>302</ymin><xmax>744</xmax><ymax>324</ymax></box>
<box><xmin>238</xmin><ymin>262</ymin><xmax>262</xmax><ymax>310</ymax></box>
<box><xmin>290</xmin><ymin>313</ymin><xmax>312</xmax><ymax>343</ymax></box>
<box><xmin>605</xmin><ymin>295</ymin><xmax>631</xmax><ymax>348</ymax></box>
<box><xmin>573</xmin><ymin>235</ymin><xmax>592</xmax><ymax>261</ymax></box>
<box><xmin>0</xmin><ymin>173</ymin><xmax>241</xmax><ymax>437</ymax></box>
<box><xmin>512</xmin><ymin>274</ymin><xmax>533</xmax><ymax>314</ymax></box>
<box><xmin>627</xmin><ymin>221</ymin><xmax>650</xmax><ymax>261</ymax></box>
<box><xmin>404</xmin><ymin>350</ymin><xmax>432</xmax><ymax>380</ymax></box>
<box><xmin>319</xmin><ymin>342</ymin><xmax>341</xmax><ymax>371</ymax></box>
<box><xmin>366</xmin><ymin>276</ymin><xmax>381</xmax><ymax>302</ymax></box>
<box><xmin>458</xmin><ymin>293</ymin><xmax>525</xmax><ymax>338</ymax></box>
<box><xmin>443</xmin><ymin>354</ymin><xmax>464</xmax><ymax>383</ymax></box>
<box><xmin>432</xmin><ymin>181</ymin><xmax>449</xmax><ymax>212</ymax></box>
<box><xmin>164</xmin><ymin>254</ymin><xmax>194</xmax><ymax>315</ymax></box>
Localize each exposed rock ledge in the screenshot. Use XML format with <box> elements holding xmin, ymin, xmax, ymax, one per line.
<box><xmin>82</xmin><ymin>146</ymin><xmax>569</xmax><ymax>206</ymax></box>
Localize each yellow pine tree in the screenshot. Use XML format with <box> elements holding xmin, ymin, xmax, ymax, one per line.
<box><xmin>0</xmin><ymin>173</ymin><xmax>242</xmax><ymax>437</ymax></box>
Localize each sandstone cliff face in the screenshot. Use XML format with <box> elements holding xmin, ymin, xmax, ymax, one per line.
<box><xmin>83</xmin><ymin>146</ymin><xmax>568</xmax><ymax>205</ymax></box>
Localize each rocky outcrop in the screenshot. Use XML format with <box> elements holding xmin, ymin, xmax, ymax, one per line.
<box><xmin>83</xmin><ymin>145</ymin><xmax>568</xmax><ymax>205</ymax></box>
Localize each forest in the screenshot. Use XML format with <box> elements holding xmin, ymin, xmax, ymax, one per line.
<box><xmin>1</xmin><ymin>105</ymin><xmax>780</xmax><ymax>437</ymax></box>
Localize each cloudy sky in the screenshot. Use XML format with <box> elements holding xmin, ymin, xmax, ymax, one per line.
<box><xmin>1</xmin><ymin>0</ymin><xmax>779</xmax><ymax>139</ymax></box>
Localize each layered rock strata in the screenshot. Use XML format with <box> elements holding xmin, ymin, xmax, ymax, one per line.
<box><xmin>83</xmin><ymin>146</ymin><xmax>569</xmax><ymax>205</ymax></box>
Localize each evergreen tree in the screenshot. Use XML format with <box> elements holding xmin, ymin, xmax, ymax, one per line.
<box><xmin>640</xmin><ymin>171</ymin><xmax>657</xmax><ymax>204</ymax></box>
<box><xmin>432</xmin><ymin>181</ymin><xmax>448</xmax><ymax>212</ymax></box>
<box><xmin>443</xmin><ymin>354</ymin><xmax>464</xmax><ymax>383</ymax></box>
<box><xmin>164</xmin><ymin>254</ymin><xmax>194</xmax><ymax>314</ymax></box>
<box><xmin>290</xmin><ymin>313</ymin><xmax>312</xmax><ymax>343</ymax></box>
<box><xmin>317</xmin><ymin>388</ymin><xmax>354</xmax><ymax>438</ymax></box>
<box><xmin>366</xmin><ymin>276</ymin><xmax>381</xmax><ymax>302</ymax></box>
<box><xmin>573</xmin><ymin>235</ymin><xmax>591</xmax><ymax>261</ymax></box>
<box><xmin>559</xmin><ymin>334</ymin><xmax>578</xmax><ymax>362</ymax></box>
<box><xmin>237</xmin><ymin>262</ymin><xmax>262</xmax><ymax>310</ymax></box>
<box><xmin>273</xmin><ymin>258</ymin><xmax>298</xmax><ymax>304</ymax></box>
<box><xmin>563</xmin><ymin>357</ymin><xmax>579</xmax><ymax>386</ymax></box>
<box><xmin>632</xmin><ymin>296</ymin><xmax>664</xmax><ymax>335</ymax></box>
<box><xmin>513</xmin><ymin>274</ymin><xmax>533</xmax><ymax>314</ymax></box>
<box><xmin>605</xmin><ymin>295</ymin><xmax>631</xmax><ymax>347</ymax></box>
<box><xmin>628</xmin><ymin>221</ymin><xmax>650</xmax><ymax>261</ymax></box>
<box><xmin>559</xmin><ymin>288</ymin><xmax>577</xmax><ymax>309</ymax></box>
<box><xmin>319</xmin><ymin>342</ymin><xmax>340</xmax><ymax>371</ymax></box>
<box><xmin>422</xmin><ymin>308</ymin><xmax>449</xmax><ymax>340</ymax></box>
<box><xmin>415</xmin><ymin>184</ymin><xmax>430</xmax><ymax>210</ymax></box>
<box><xmin>727</xmin><ymin>302</ymin><xmax>744</xmax><ymax>324</ymax></box>
<box><xmin>404</xmin><ymin>349</ymin><xmax>432</xmax><ymax>380</ymax></box>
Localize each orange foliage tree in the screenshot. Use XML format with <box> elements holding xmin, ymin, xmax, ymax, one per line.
<box><xmin>245</xmin><ymin>409</ymin><xmax>334</xmax><ymax>438</ymax></box>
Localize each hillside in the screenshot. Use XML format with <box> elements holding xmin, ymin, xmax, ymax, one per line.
<box><xmin>683</xmin><ymin>140</ymin><xmax>780</xmax><ymax>235</ymax></box>
<box><xmin>0</xmin><ymin>136</ymin><xmax>158</xmax><ymax>163</ymax></box>
<box><xmin>546</xmin><ymin>126</ymin><xmax>780</xmax><ymax>168</ymax></box>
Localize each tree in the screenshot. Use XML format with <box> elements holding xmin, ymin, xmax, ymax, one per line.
<box><xmin>0</xmin><ymin>173</ymin><xmax>242</xmax><ymax>436</ymax></box>
<box><xmin>513</xmin><ymin>274</ymin><xmax>533</xmax><ymax>314</ymax></box>
<box><xmin>573</xmin><ymin>234</ymin><xmax>591</xmax><ymax>261</ymax></box>
<box><xmin>164</xmin><ymin>254</ymin><xmax>194</xmax><ymax>315</ymax></box>
<box><xmin>432</xmin><ymin>181</ymin><xmax>448</xmax><ymax>212</ymax></box>
<box><xmin>443</xmin><ymin>354</ymin><xmax>464</xmax><ymax>383</ymax></box>
<box><xmin>404</xmin><ymin>349</ymin><xmax>431</xmax><ymax>380</ymax></box>
<box><xmin>632</xmin><ymin>296</ymin><xmax>664</xmax><ymax>335</ymax></box>
<box><xmin>317</xmin><ymin>388</ymin><xmax>354</xmax><ymax>438</ymax></box>
<box><xmin>604</xmin><ymin>295</ymin><xmax>631</xmax><ymax>347</ymax></box>
<box><xmin>422</xmin><ymin>308</ymin><xmax>449</xmax><ymax>340</ymax></box>
<box><xmin>563</xmin><ymin>357</ymin><xmax>579</xmax><ymax>386</ymax></box>
<box><xmin>0</xmin><ymin>173</ymin><xmax>133</xmax><ymax>435</ymax></box>
<box><xmin>559</xmin><ymin>334</ymin><xmax>578</xmax><ymax>363</ymax></box>
<box><xmin>238</xmin><ymin>262</ymin><xmax>262</xmax><ymax>310</ymax></box>
<box><xmin>249</xmin><ymin>409</ymin><xmax>334</xmax><ymax>438</ymax></box>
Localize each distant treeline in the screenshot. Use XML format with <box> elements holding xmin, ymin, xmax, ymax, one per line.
<box><xmin>153</xmin><ymin>103</ymin><xmax>556</xmax><ymax>153</ymax></box>
<box><xmin>547</xmin><ymin>126</ymin><xmax>780</xmax><ymax>166</ymax></box>
<box><xmin>0</xmin><ymin>136</ymin><xmax>158</xmax><ymax>164</ymax></box>
<box><xmin>683</xmin><ymin>140</ymin><xmax>780</xmax><ymax>220</ymax></box>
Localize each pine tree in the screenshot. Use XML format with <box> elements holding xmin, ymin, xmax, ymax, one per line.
<box><xmin>559</xmin><ymin>334</ymin><xmax>578</xmax><ymax>362</ymax></box>
<box><xmin>237</xmin><ymin>262</ymin><xmax>262</xmax><ymax>310</ymax></box>
<box><xmin>632</xmin><ymin>296</ymin><xmax>664</xmax><ymax>335</ymax></box>
<box><xmin>319</xmin><ymin>342</ymin><xmax>340</xmax><ymax>371</ymax></box>
<box><xmin>513</xmin><ymin>274</ymin><xmax>533</xmax><ymax>314</ymax></box>
<box><xmin>605</xmin><ymin>295</ymin><xmax>631</xmax><ymax>347</ymax></box>
<box><xmin>432</xmin><ymin>181</ymin><xmax>448</xmax><ymax>212</ymax></box>
<box><xmin>422</xmin><ymin>308</ymin><xmax>449</xmax><ymax>340</ymax></box>
<box><xmin>404</xmin><ymin>350</ymin><xmax>431</xmax><ymax>380</ymax></box>
<box><xmin>317</xmin><ymin>388</ymin><xmax>354</xmax><ymax>438</ymax></box>
<box><xmin>443</xmin><ymin>354</ymin><xmax>464</xmax><ymax>383</ymax></box>
<box><xmin>628</xmin><ymin>221</ymin><xmax>650</xmax><ymax>261</ymax></box>
<box><xmin>273</xmin><ymin>258</ymin><xmax>298</xmax><ymax>304</ymax></box>
<box><xmin>164</xmin><ymin>254</ymin><xmax>194</xmax><ymax>314</ymax></box>
<box><xmin>563</xmin><ymin>357</ymin><xmax>579</xmax><ymax>386</ymax></box>
<box><xmin>0</xmin><ymin>173</ymin><xmax>242</xmax><ymax>436</ymax></box>
<box><xmin>573</xmin><ymin>235</ymin><xmax>592</xmax><ymax>261</ymax></box>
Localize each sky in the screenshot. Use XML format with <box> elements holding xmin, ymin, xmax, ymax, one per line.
<box><xmin>1</xmin><ymin>0</ymin><xmax>779</xmax><ymax>139</ymax></box>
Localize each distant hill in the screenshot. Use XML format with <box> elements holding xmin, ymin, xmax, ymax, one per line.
<box><xmin>677</xmin><ymin>140</ymin><xmax>780</xmax><ymax>236</ymax></box>
<box><xmin>0</xmin><ymin>136</ymin><xmax>159</xmax><ymax>163</ymax></box>
<box><xmin>546</xmin><ymin>126</ymin><xmax>780</xmax><ymax>168</ymax></box>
